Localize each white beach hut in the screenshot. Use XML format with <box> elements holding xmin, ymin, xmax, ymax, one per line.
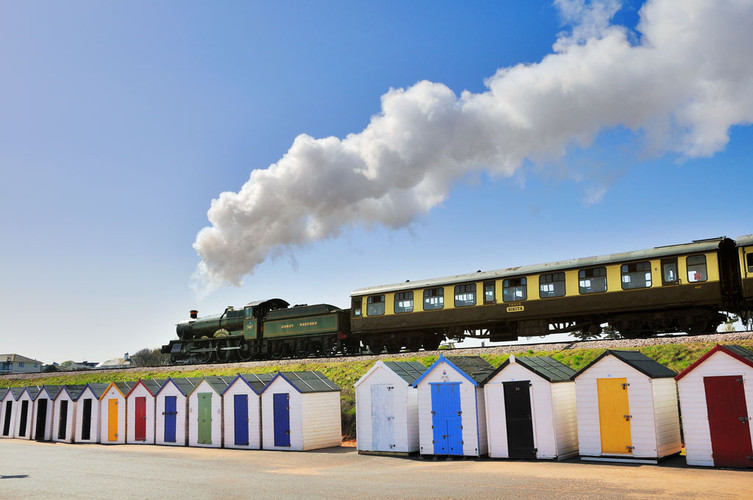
<box><xmin>574</xmin><ymin>349</ymin><xmax>681</xmax><ymax>463</ymax></box>
<box><xmin>155</xmin><ymin>377</ymin><xmax>201</xmax><ymax>447</ymax></box>
<box><xmin>675</xmin><ymin>344</ymin><xmax>753</xmax><ymax>468</ymax></box>
<box><xmin>99</xmin><ymin>381</ymin><xmax>135</xmax><ymax>444</ymax></box>
<box><xmin>483</xmin><ymin>355</ymin><xmax>578</xmax><ymax>460</ymax></box>
<box><xmin>31</xmin><ymin>385</ymin><xmax>62</xmax><ymax>441</ymax></box>
<box><xmin>354</xmin><ymin>360</ymin><xmax>426</xmax><ymax>454</ymax></box>
<box><xmin>75</xmin><ymin>383</ymin><xmax>109</xmax><ymax>444</ymax></box>
<box><xmin>414</xmin><ymin>355</ymin><xmax>494</xmax><ymax>457</ymax></box>
<box><xmin>14</xmin><ymin>386</ymin><xmax>39</xmax><ymax>439</ymax></box>
<box><xmin>126</xmin><ymin>379</ymin><xmax>167</xmax><ymax>444</ymax></box>
<box><xmin>188</xmin><ymin>376</ymin><xmax>229</xmax><ymax>448</ymax></box>
<box><xmin>1</xmin><ymin>388</ymin><xmax>19</xmax><ymax>439</ymax></box>
<box><xmin>261</xmin><ymin>371</ymin><xmax>341</xmax><ymax>451</ymax></box>
<box><xmin>52</xmin><ymin>385</ymin><xmax>87</xmax><ymax>443</ymax></box>
<box><xmin>222</xmin><ymin>373</ymin><xmax>273</xmax><ymax>450</ymax></box>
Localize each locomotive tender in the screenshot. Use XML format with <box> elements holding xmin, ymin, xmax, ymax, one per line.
<box><xmin>163</xmin><ymin>235</ymin><xmax>753</xmax><ymax>364</ymax></box>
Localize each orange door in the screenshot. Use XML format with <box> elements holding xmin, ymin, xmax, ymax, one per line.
<box><xmin>597</xmin><ymin>378</ymin><xmax>632</xmax><ymax>455</ymax></box>
<box><xmin>108</xmin><ymin>399</ymin><xmax>119</xmax><ymax>441</ymax></box>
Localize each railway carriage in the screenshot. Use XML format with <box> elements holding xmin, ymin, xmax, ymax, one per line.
<box><xmin>350</xmin><ymin>237</ymin><xmax>740</xmax><ymax>352</ymax></box>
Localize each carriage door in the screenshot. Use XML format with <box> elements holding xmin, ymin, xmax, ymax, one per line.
<box><xmin>371</xmin><ymin>384</ymin><xmax>394</xmax><ymax>451</ymax></box>
<box><xmin>273</xmin><ymin>393</ymin><xmax>291</xmax><ymax>447</ymax></box>
<box><xmin>597</xmin><ymin>378</ymin><xmax>632</xmax><ymax>455</ymax></box>
<box><xmin>431</xmin><ymin>383</ymin><xmax>463</xmax><ymax>455</ymax></box>
<box><xmin>3</xmin><ymin>401</ymin><xmax>13</xmax><ymax>436</ymax></box>
<box><xmin>18</xmin><ymin>400</ymin><xmax>29</xmax><ymax>437</ymax></box>
<box><xmin>503</xmin><ymin>381</ymin><xmax>536</xmax><ymax>459</ymax></box>
<box><xmin>661</xmin><ymin>258</ymin><xmax>679</xmax><ymax>286</ymax></box>
<box><xmin>34</xmin><ymin>399</ymin><xmax>48</xmax><ymax>441</ymax></box>
<box><xmin>198</xmin><ymin>393</ymin><xmax>212</xmax><ymax>445</ymax></box>
<box><xmin>135</xmin><ymin>397</ymin><xmax>147</xmax><ymax>441</ymax></box>
<box><xmin>704</xmin><ymin>376</ymin><xmax>753</xmax><ymax>468</ymax></box>
<box><xmin>234</xmin><ymin>394</ymin><xmax>249</xmax><ymax>446</ymax></box>
<box><xmin>164</xmin><ymin>396</ymin><xmax>177</xmax><ymax>443</ymax></box>
<box><xmin>58</xmin><ymin>400</ymin><xmax>69</xmax><ymax>440</ymax></box>
<box><xmin>81</xmin><ymin>399</ymin><xmax>92</xmax><ymax>441</ymax></box>
<box><xmin>107</xmin><ymin>399</ymin><xmax>119</xmax><ymax>441</ymax></box>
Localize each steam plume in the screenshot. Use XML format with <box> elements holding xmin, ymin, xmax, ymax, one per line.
<box><xmin>193</xmin><ymin>0</ymin><xmax>753</xmax><ymax>292</ymax></box>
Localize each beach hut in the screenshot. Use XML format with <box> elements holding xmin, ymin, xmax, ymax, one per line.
<box><xmin>222</xmin><ymin>373</ymin><xmax>273</xmax><ymax>450</ymax></box>
<box><xmin>573</xmin><ymin>349</ymin><xmax>681</xmax><ymax>463</ymax></box>
<box><xmin>261</xmin><ymin>371</ymin><xmax>342</xmax><ymax>451</ymax></box>
<box><xmin>675</xmin><ymin>344</ymin><xmax>753</xmax><ymax>468</ymax></box>
<box><xmin>14</xmin><ymin>386</ymin><xmax>39</xmax><ymax>439</ymax></box>
<box><xmin>188</xmin><ymin>376</ymin><xmax>229</xmax><ymax>448</ymax></box>
<box><xmin>74</xmin><ymin>383</ymin><xmax>109</xmax><ymax>444</ymax></box>
<box><xmin>99</xmin><ymin>381</ymin><xmax>135</xmax><ymax>444</ymax></box>
<box><xmin>354</xmin><ymin>360</ymin><xmax>426</xmax><ymax>454</ymax></box>
<box><xmin>31</xmin><ymin>385</ymin><xmax>62</xmax><ymax>441</ymax></box>
<box><xmin>414</xmin><ymin>355</ymin><xmax>494</xmax><ymax>457</ymax></box>
<box><xmin>1</xmin><ymin>388</ymin><xmax>17</xmax><ymax>439</ymax></box>
<box><xmin>483</xmin><ymin>355</ymin><xmax>578</xmax><ymax>460</ymax></box>
<box><xmin>155</xmin><ymin>377</ymin><xmax>201</xmax><ymax>447</ymax></box>
<box><xmin>126</xmin><ymin>379</ymin><xmax>167</xmax><ymax>444</ymax></box>
<box><xmin>52</xmin><ymin>385</ymin><xmax>86</xmax><ymax>443</ymax></box>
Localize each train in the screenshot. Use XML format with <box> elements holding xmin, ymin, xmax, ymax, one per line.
<box><xmin>162</xmin><ymin>234</ymin><xmax>753</xmax><ymax>364</ymax></box>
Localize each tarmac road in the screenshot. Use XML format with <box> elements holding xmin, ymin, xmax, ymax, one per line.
<box><xmin>1</xmin><ymin>440</ymin><xmax>751</xmax><ymax>499</ymax></box>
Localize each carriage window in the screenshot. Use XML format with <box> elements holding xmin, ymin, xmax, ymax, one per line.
<box><xmin>352</xmin><ymin>297</ymin><xmax>362</xmax><ymax>317</ymax></box>
<box><xmin>366</xmin><ymin>295</ymin><xmax>385</xmax><ymax>316</ymax></box>
<box><xmin>747</xmin><ymin>253</ymin><xmax>753</xmax><ymax>274</ymax></box>
<box><xmin>621</xmin><ymin>261</ymin><xmax>652</xmax><ymax>289</ymax></box>
<box><xmin>662</xmin><ymin>259</ymin><xmax>678</xmax><ymax>285</ymax></box>
<box><xmin>579</xmin><ymin>267</ymin><xmax>607</xmax><ymax>294</ymax></box>
<box><xmin>423</xmin><ymin>288</ymin><xmax>444</xmax><ymax>310</ymax></box>
<box><xmin>484</xmin><ymin>281</ymin><xmax>496</xmax><ymax>304</ymax></box>
<box><xmin>539</xmin><ymin>272</ymin><xmax>566</xmax><ymax>298</ymax></box>
<box><xmin>454</xmin><ymin>284</ymin><xmax>476</xmax><ymax>307</ymax></box>
<box><xmin>687</xmin><ymin>255</ymin><xmax>707</xmax><ymax>282</ymax></box>
<box><xmin>503</xmin><ymin>277</ymin><xmax>527</xmax><ymax>302</ymax></box>
<box><xmin>394</xmin><ymin>291</ymin><xmax>414</xmax><ymax>313</ymax></box>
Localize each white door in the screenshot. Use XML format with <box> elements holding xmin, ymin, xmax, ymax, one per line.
<box><xmin>371</xmin><ymin>385</ymin><xmax>394</xmax><ymax>451</ymax></box>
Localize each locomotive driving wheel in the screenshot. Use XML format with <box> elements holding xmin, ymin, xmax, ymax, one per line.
<box><xmin>238</xmin><ymin>342</ymin><xmax>254</xmax><ymax>361</ymax></box>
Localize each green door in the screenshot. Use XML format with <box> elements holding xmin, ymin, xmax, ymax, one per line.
<box><xmin>198</xmin><ymin>393</ymin><xmax>212</xmax><ymax>445</ymax></box>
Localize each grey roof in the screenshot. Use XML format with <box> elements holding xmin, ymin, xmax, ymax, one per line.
<box><xmin>133</xmin><ymin>379</ymin><xmax>169</xmax><ymax>396</ymax></box>
<box><xmin>39</xmin><ymin>385</ymin><xmax>64</xmax><ymax>399</ymax></box>
<box><xmin>444</xmin><ymin>356</ymin><xmax>495</xmax><ymax>384</ymax></box>
<box><xmin>722</xmin><ymin>345</ymin><xmax>753</xmax><ymax>363</ymax></box>
<box><xmin>485</xmin><ymin>356</ymin><xmax>576</xmax><ymax>384</ymax></box>
<box><xmin>236</xmin><ymin>373</ymin><xmax>274</xmax><ymax>394</ymax></box>
<box><xmin>113</xmin><ymin>381</ymin><xmax>136</xmax><ymax>396</ymax></box>
<box><xmin>0</xmin><ymin>388</ymin><xmax>7</xmax><ymax>400</ymax></box>
<box><xmin>164</xmin><ymin>377</ymin><xmax>202</xmax><ymax>396</ymax></box>
<box><xmin>25</xmin><ymin>386</ymin><xmax>41</xmax><ymax>399</ymax></box>
<box><xmin>84</xmin><ymin>383</ymin><xmax>111</xmax><ymax>399</ymax></box>
<box><xmin>574</xmin><ymin>350</ymin><xmax>676</xmax><ymax>379</ymax></box>
<box><xmin>272</xmin><ymin>371</ymin><xmax>340</xmax><ymax>393</ymax></box>
<box><xmin>197</xmin><ymin>376</ymin><xmax>231</xmax><ymax>395</ymax></box>
<box><xmin>11</xmin><ymin>387</ymin><xmax>25</xmax><ymax>398</ymax></box>
<box><xmin>59</xmin><ymin>385</ymin><xmax>88</xmax><ymax>401</ymax></box>
<box><xmin>383</xmin><ymin>361</ymin><xmax>428</xmax><ymax>385</ymax></box>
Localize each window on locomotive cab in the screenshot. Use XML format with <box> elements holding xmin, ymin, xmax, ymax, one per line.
<box><xmin>621</xmin><ymin>261</ymin><xmax>652</xmax><ymax>289</ymax></box>
<box><xmin>394</xmin><ymin>291</ymin><xmax>414</xmax><ymax>313</ymax></box>
<box><xmin>454</xmin><ymin>284</ymin><xmax>476</xmax><ymax>307</ymax></box>
<box><xmin>579</xmin><ymin>267</ymin><xmax>607</xmax><ymax>294</ymax></box>
<box><xmin>352</xmin><ymin>297</ymin><xmax>362</xmax><ymax>317</ymax></box>
<box><xmin>503</xmin><ymin>277</ymin><xmax>527</xmax><ymax>302</ymax></box>
<box><xmin>687</xmin><ymin>255</ymin><xmax>708</xmax><ymax>282</ymax></box>
<box><xmin>539</xmin><ymin>272</ymin><xmax>566</xmax><ymax>298</ymax></box>
<box><xmin>483</xmin><ymin>281</ymin><xmax>496</xmax><ymax>304</ymax></box>
<box><xmin>366</xmin><ymin>295</ymin><xmax>385</xmax><ymax>316</ymax></box>
<box><xmin>423</xmin><ymin>288</ymin><xmax>444</xmax><ymax>310</ymax></box>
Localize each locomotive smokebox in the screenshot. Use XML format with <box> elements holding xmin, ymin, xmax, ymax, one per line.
<box><xmin>190</xmin><ymin>310</ymin><xmax>198</xmax><ymax>319</ymax></box>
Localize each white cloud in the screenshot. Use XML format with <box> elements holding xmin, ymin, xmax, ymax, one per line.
<box><xmin>193</xmin><ymin>0</ymin><xmax>753</xmax><ymax>293</ymax></box>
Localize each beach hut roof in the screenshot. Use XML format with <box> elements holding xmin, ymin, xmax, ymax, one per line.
<box><xmin>262</xmin><ymin>371</ymin><xmax>340</xmax><ymax>394</ymax></box>
<box><xmin>484</xmin><ymin>355</ymin><xmax>576</xmax><ymax>384</ymax></box>
<box><xmin>675</xmin><ymin>344</ymin><xmax>753</xmax><ymax>381</ymax></box>
<box><xmin>573</xmin><ymin>350</ymin><xmax>676</xmax><ymax>379</ymax></box>
<box><xmin>414</xmin><ymin>355</ymin><xmax>494</xmax><ymax>387</ymax></box>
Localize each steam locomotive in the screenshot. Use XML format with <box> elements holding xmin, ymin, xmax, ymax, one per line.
<box><xmin>162</xmin><ymin>235</ymin><xmax>753</xmax><ymax>364</ymax></box>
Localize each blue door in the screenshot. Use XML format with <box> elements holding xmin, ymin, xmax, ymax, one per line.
<box><xmin>273</xmin><ymin>393</ymin><xmax>291</xmax><ymax>447</ymax></box>
<box><xmin>164</xmin><ymin>396</ymin><xmax>177</xmax><ymax>443</ymax></box>
<box><xmin>234</xmin><ymin>394</ymin><xmax>249</xmax><ymax>446</ymax></box>
<box><xmin>431</xmin><ymin>383</ymin><xmax>463</xmax><ymax>455</ymax></box>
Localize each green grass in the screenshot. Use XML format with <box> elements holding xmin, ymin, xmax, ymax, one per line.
<box><xmin>4</xmin><ymin>340</ymin><xmax>753</xmax><ymax>438</ymax></box>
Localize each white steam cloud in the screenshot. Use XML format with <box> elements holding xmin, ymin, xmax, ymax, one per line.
<box><xmin>193</xmin><ymin>0</ymin><xmax>753</xmax><ymax>293</ymax></box>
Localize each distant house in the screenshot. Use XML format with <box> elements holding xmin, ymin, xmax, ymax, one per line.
<box><xmin>0</xmin><ymin>354</ymin><xmax>43</xmax><ymax>374</ymax></box>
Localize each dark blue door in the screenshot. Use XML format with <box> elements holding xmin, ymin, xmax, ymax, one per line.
<box><xmin>164</xmin><ymin>396</ymin><xmax>177</xmax><ymax>443</ymax></box>
<box><xmin>234</xmin><ymin>394</ymin><xmax>249</xmax><ymax>446</ymax></box>
<box><xmin>273</xmin><ymin>393</ymin><xmax>291</xmax><ymax>447</ymax></box>
<box><xmin>431</xmin><ymin>383</ymin><xmax>463</xmax><ymax>455</ymax></box>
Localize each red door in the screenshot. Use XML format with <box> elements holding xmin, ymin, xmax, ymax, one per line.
<box><xmin>704</xmin><ymin>376</ymin><xmax>753</xmax><ymax>468</ymax></box>
<box><xmin>135</xmin><ymin>397</ymin><xmax>147</xmax><ymax>441</ymax></box>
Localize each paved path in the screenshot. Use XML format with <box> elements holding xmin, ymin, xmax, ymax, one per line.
<box><xmin>1</xmin><ymin>440</ymin><xmax>751</xmax><ymax>499</ymax></box>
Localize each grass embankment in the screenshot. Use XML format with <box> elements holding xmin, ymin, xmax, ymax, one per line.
<box><xmin>3</xmin><ymin>340</ymin><xmax>752</xmax><ymax>439</ymax></box>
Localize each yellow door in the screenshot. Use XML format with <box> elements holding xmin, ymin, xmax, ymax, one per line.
<box><xmin>597</xmin><ymin>378</ymin><xmax>632</xmax><ymax>455</ymax></box>
<box><xmin>108</xmin><ymin>399</ymin><xmax>119</xmax><ymax>441</ymax></box>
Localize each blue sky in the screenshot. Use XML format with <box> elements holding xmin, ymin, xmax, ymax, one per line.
<box><xmin>1</xmin><ymin>1</ymin><xmax>752</xmax><ymax>364</ymax></box>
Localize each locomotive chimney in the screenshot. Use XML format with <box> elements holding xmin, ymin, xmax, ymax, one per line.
<box><xmin>190</xmin><ymin>310</ymin><xmax>198</xmax><ymax>319</ymax></box>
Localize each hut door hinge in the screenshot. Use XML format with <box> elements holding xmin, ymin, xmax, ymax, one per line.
<box><xmin>387</xmin><ymin>386</ymin><xmax>394</xmax><ymax>391</ymax></box>
<box><xmin>457</xmin><ymin>411</ymin><xmax>462</xmax><ymax>416</ymax></box>
<box><xmin>626</xmin><ymin>445</ymin><xmax>634</xmax><ymax>452</ymax></box>
<box><xmin>622</xmin><ymin>383</ymin><xmax>629</xmax><ymax>390</ymax></box>
<box><xmin>738</xmin><ymin>416</ymin><xmax>749</xmax><ymax>423</ymax></box>
<box><xmin>737</xmin><ymin>378</ymin><xmax>744</xmax><ymax>384</ymax></box>
<box><xmin>624</xmin><ymin>414</ymin><xmax>632</xmax><ymax>421</ymax></box>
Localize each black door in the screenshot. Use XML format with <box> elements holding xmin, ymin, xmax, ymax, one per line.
<box><xmin>2</xmin><ymin>401</ymin><xmax>12</xmax><ymax>436</ymax></box>
<box><xmin>81</xmin><ymin>399</ymin><xmax>92</xmax><ymax>441</ymax></box>
<box><xmin>58</xmin><ymin>400</ymin><xmax>69</xmax><ymax>440</ymax></box>
<box><xmin>19</xmin><ymin>401</ymin><xmax>29</xmax><ymax>437</ymax></box>
<box><xmin>503</xmin><ymin>381</ymin><xmax>536</xmax><ymax>459</ymax></box>
<box><xmin>35</xmin><ymin>399</ymin><xmax>48</xmax><ymax>440</ymax></box>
